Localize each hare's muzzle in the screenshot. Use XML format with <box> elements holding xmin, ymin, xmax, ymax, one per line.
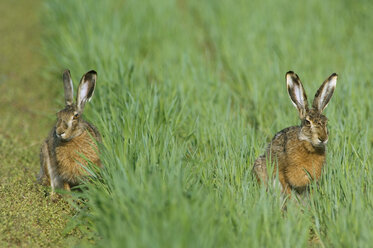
<box><xmin>56</xmin><ymin>131</ymin><xmax>66</xmax><ymax>139</ymax></box>
<box><xmin>317</xmin><ymin>137</ymin><xmax>328</xmax><ymax>144</ymax></box>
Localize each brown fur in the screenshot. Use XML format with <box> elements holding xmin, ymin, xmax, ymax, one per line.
<box><xmin>254</xmin><ymin>126</ymin><xmax>325</xmax><ymax>194</ymax></box>
<box><xmin>38</xmin><ymin>70</ymin><xmax>101</xmax><ymax>193</ymax></box>
<box><xmin>39</xmin><ymin>118</ymin><xmax>101</xmax><ymax>189</ymax></box>
<box><xmin>55</xmin><ymin>122</ymin><xmax>101</xmax><ymax>185</ymax></box>
<box><xmin>253</xmin><ymin>71</ymin><xmax>337</xmax><ymax>194</ymax></box>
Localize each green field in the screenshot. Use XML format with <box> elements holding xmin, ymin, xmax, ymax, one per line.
<box><xmin>2</xmin><ymin>0</ymin><xmax>373</xmax><ymax>247</ymax></box>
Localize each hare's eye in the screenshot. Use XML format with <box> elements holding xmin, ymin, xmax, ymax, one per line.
<box><xmin>304</xmin><ymin>119</ymin><xmax>311</xmax><ymax>126</ymax></box>
<box><xmin>73</xmin><ymin>113</ymin><xmax>79</xmax><ymax>120</ymax></box>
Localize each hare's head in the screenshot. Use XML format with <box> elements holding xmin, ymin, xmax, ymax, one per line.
<box><xmin>55</xmin><ymin>70</ymin><xmax>97</xmax><ymax>141</ymax></box>
<box><xmin>286</xmin><ymin>71</ymin><xmax>337</xmax><ymax>148</ymax></box>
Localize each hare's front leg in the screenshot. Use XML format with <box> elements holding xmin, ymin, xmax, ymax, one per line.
<box><xmin>38</xmin><ymin>143</ymin><xmax>50</xmax><ymax>186</ymax></box>
<box><xmin>63</xmin><ymin>182</ymin><xmax>71</xmax><ymax>191</ymax></box>
<box><xmin>41</xmin><ymin>142</ymin><xmax>63</xmax><ymax>195</ymax></box>
<box><xmin>279</xmin><ymin>173</ymin><xmax>292</xmax><ymax>195</ymax></box>
<box><xmin>253</xmin><ymin>155</ymin><xmax>268</xmax><ymax>185</ymax></box>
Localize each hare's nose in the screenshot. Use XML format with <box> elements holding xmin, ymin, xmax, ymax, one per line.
<box><xmin>56</xmin><ymin>131</ymin><xmax>64</xmax><ymax>136</ymax></box>
<box><xmin>319</xmin><ymin>136</ymin><xmax>328</xmax><ymax>143</ymax></box>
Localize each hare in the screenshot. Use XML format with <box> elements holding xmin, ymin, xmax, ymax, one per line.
<box><xmin>38</xmin><ymin>69</ymin><xmax>102</xmax><ymax>194</ymax></box>
<box><xmin>253</xmin><ymin>71</ymin><xmax>337</xmax><ymax>194</ymax></box>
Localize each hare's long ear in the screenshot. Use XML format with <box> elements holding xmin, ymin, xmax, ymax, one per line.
<box><xmin>76</xmin><ymin>70</ymin><xmax>97</xmax><ymax>113</ymax></box>
<box><xmin>63</xmin><ymin>69</ymin><xmax>74</xmax><ymax>106</ymax></box>
<box><xmin>286</xmin><ymin>71</ymin><xmax>309</xmax><ymax>119</ymax></box>
<box><xmin>312</xmin><ymin>73</ymin><xmax>337</xmax><ymax>113</ymax></box>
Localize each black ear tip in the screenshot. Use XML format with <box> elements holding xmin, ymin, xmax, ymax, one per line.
<box><xmin>87</xmin><ymin>70</ymin><xmax>97</xmax><ymax>75</ymax></box>
<box><xmin>286</xmin><ymin>71</ymin><xmax>299</xmax><ymax>80</ymax></box>
<box><xmin>63</xmin><ymin>69</ymin><xmax>71</xmax><ymax>76</ymax></box>
<box><xmin>285</xmin><ymin>71</ymin><xmax>296</xmax><ymax>77</ymax></box>
<box><xmin>331</xmin><ymin>72</ymin><xmax>338</xmax><ymax>77</ymax></box>
<box><xmin>83</xmin><ymin>70</ymin><xmax>97</xmax><ymax>82</ymax></box>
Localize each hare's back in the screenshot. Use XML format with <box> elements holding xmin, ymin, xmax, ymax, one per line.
<box><xmin>266</xmin><ymin>126</ymin><xmax>300</xmax><ymax>156</ymax></box>
<box><xmin>83</xmin><ymin>120</ymin><xmax>102</xmax><ymax>142</ymax></box>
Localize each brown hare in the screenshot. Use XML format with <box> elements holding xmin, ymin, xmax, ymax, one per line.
<box><xmin>253</xmin><ymin>71</ymin><xmax>337</xmax><ymax>195</ymax></box>
<box><xmin>38</xmin><ymin>69</ymin><xmax>101</xmax><ymax>195</ymax></box>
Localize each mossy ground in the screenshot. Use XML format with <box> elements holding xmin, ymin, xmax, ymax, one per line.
<box><xmin>0</xmin><ymin>1</ymin><xmax>80</xmax><ymax>246</ymax></box>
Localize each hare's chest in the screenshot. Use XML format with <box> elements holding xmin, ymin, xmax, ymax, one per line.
<box><xmin>55</xmin><ymin>133</ymin><xmax>99</xmax><ymax>183</ymax></box>
<box><xmin>285</xmin><ymin>151</ymin><xmax>325</xmax><ymax>188</ymax></box>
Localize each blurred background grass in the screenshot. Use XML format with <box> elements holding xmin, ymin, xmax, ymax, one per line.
<box><xmin>39</xmin><ymin>0</ymin><xmax>373</xmax><ymax>247</ymax></box>
<box><xmin>0</xmin><ymin>0</ymin><xmax>84</xmax><ymax>247</ymax></box>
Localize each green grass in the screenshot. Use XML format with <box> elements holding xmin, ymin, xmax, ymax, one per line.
<box><xmin>42</xmin><ymin>0</ymin><xmax>373</xmax><ymax>247</ymax></box>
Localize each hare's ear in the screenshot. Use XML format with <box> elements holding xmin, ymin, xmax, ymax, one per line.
<box><xmin>286</xmin><ymin>71</ymin><xmax>309</xmax><ymax>119</ymax></box>
<box><xmin>312</xmin><ymin>73</ymin><xmax>337</xmax><ymax>113</ymax></box>
<box><xmin>63</xmin><ymin>69</ymin><xmax>74</xmax><ymax>106</ymax></box>
<box><xmin>76</xmin><ymin>70</ymin><xmax>97</xmax><ymax>113</ymax></box>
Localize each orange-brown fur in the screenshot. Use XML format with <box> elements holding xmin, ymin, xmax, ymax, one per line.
<box><xmin>55</xmin><ymin>126</ymin><xmax>101</xmax><ymax>185</ymax></box>
<box><xmin>253</xmin><ymin>71</ymin><xmax>337</xmax><ymax>195</ymax></box>
<box><xmin>39</xmin><ymin>121</ymin><xmax>101</xmax><ymax>189</ymax></box>
<box><xmin>38</xmin><ymin>69</ymin><xmax>101</xmax><ymax>193</ymax></box>
<box><xmin>254</xmin><ymin>126</ymin><xmax>326</xmax><ymax>194</ymax></box>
